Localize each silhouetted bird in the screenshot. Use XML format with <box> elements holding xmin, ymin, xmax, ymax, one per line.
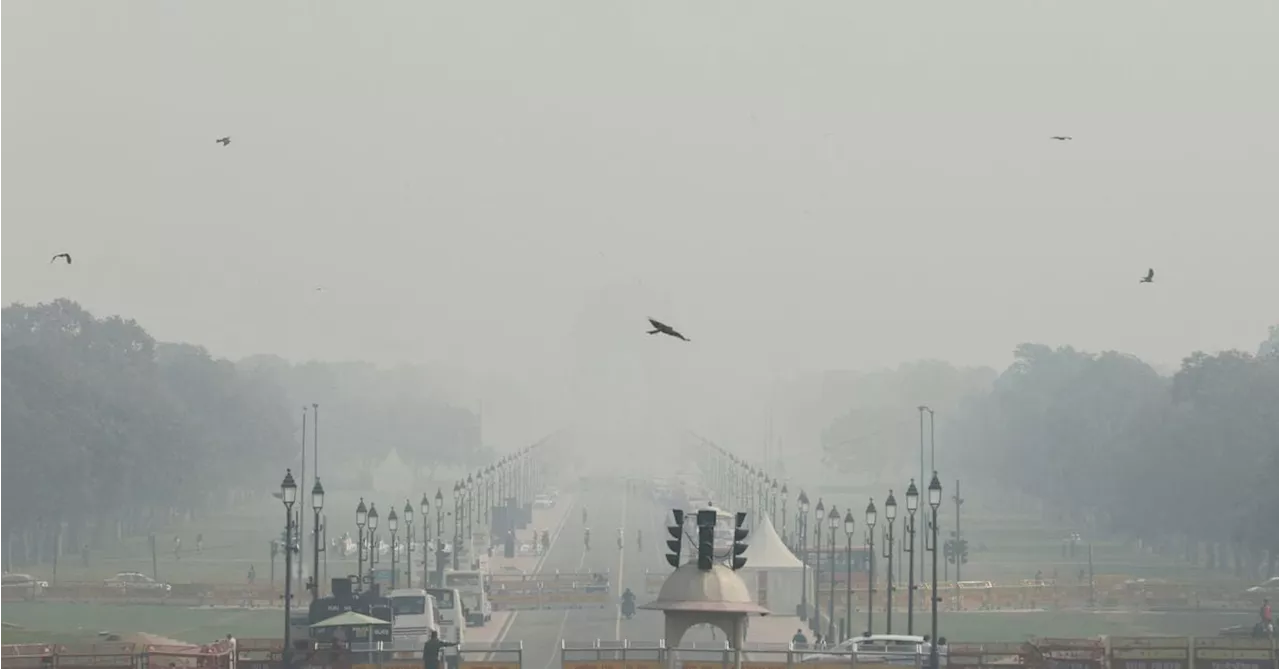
<box><xmin>647</xmin><ymin>318</ymin><xmax>690</xmax><ymax>342</ymax></box>
<box><xmin>1050</xmin><ymin>136</ymin><xmax>1073</xmax><ymax>141</ymax></box>
<box><xmin>1140</xmin><ymin>268</ymin><xmax>1154</xmax><ymax>283</ymax></box>
<box><xmin>215</xmin><ymin>137</ymin><xmax>231</xmax><ymax>146</ymax></box>
<box><xmin>50</xmin><ymin>253</ymin><xmax>72</xmax><ymax>264</ymax></box>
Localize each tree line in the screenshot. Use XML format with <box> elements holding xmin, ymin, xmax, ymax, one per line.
<box><xmin>2</xmin><ymin>299</ymin><xmax>485</xmax><ymax>567</ymax></box>
<box><xmin>820</xmin><ymin>327</ymin><xmax>1278</xmax><ymax>578</ymax></box>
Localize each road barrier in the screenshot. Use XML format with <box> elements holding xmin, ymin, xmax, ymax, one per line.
<box><xmin>490</xmin><ymin>582</ymin><xmax>611</xmax><ymax>611</ymax></box>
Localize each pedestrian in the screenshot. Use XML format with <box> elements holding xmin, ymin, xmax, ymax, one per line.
<box><xmin>791</xmin><ymin>629</ymin><xmax>808</xmax><ymax>648</ymax></box>
<box><xmin>173</xmin><ymin>536</ymin><xmax>182</xmax><ymax>560</ymax></box>
<box><xmin>247</xmin><ymin>565</ymin><xmax>256</xmax><ymax>584</ymax></box>
<box><xmin>197</xmin><ymin>534</ymin><xmax>204</xmax><ymax>553</ymax></box>
<box><xmin>421</xmin><ymin>630</ymin><xmax>458</xmax><ymax>669</ymax></box>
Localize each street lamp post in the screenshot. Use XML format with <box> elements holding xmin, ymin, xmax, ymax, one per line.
<box><xmin>280</xmin><ymin>470</ymin><xmax>298</xmax><ymax>669</ymax></box>
<box><xmin>453</xmin><ymin>482</ymin><xmax>464</xmax><ymax>571</ymax></box>
<box><xmin>797</xmin><ymin>491</ymin><xmax>810</xmax><ymax>620</ymax></box>
<box><xmin>905</xmin><ymin>479</ymin><xmax>919</xmax><ymax>634</ymax></box>
<box><xmin>882</xmin><ymin>491</ymin><xmax>898</xmax><ymax>634</ymax></box>
<box><xmin>404</xmin><ymin>501</ymin><xmax>415</xmax><ymax>589</ymax></box>
<box><xmin>355</xmin><ymin>499</ymin><xmax>368</xmax><ymax>592</ymax></box>
<box><xmin>770</xmin><ymin>479</ymin><xmax>779</xmax><ymax>527</ymax></box>
<box><xmin>780</xmin><ymin>484</ymin><xmax>789</xmax><ymax>546</ymax></box>
<box><xmin>367</xmin><ymin>504</ymin><xmax>379</xmax><ymax>588</ymax></box>
<box><xmin>311</xmin><ymin>479</ymin><xmax>324</xmax><ymax>601</ymax></box>
<box><xmin>813</xmin><ymin>498</ymin><xmax>825</xmax><ymax>634</ymax></box>
<box><xmin>388</xmin><ymin>509</ymin><xmax>399</xmax><ymax>590</ymax></box>
<box><xmin>927</xmin><ymin>473</ymin><xmax>943</xmax><ymax>669</ymax></box>
<box><xmin>420</xmin><ymin>494</ymin><xmax>431</xmax><ymax>588</ymax></box>
<box><xmin>843</xmin><ymin>510</ymin><xmax>855</xmax><ymax>641</ymax></box>
<box><xmin>434</xmin><ymin>488</ymin><xmax>445</xmax><ymax>587</ymax></box>
<box><xmin>826</xmin><ymin>506</ymin><xmax>839</xmax><ymax>641</ymax></box>
<box><xmin>864</xmin><ymin>499</ymin><xmax>877</xmax><ymax>636</ymax></box>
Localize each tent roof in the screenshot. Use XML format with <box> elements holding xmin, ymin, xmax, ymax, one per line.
<box><xmin>741</xmin><ymin>515</ymin><xmax>804</xmax><ymax>570</ymax></box>
<box><xmin>311</xmin><ymin>611</ymin><xmax>390</xmax><ymax>628</ymax></box>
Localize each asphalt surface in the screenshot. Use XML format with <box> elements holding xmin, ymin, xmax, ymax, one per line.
<box><xmin>498</xmin><ymin>477</ymin><xmax>724</xmax><ymax>669</ymax></box>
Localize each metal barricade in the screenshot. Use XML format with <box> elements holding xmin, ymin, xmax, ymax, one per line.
<box><xmin>348</xmin><ymin>642</ymin><xmax>523</xmax><ymax>669</ymax></box>
<box><xmin>559</xmin><ymin>642</ymin><xmax>927</xmax><ymax>669</ymax></box>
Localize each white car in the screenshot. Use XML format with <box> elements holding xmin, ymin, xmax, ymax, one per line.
<box><xmin>802</xmin><ymin>634</ymin><xmax>945</xmax><ymax>666</ymax></box>
<box><xmin>534</xmin><ymin>494</ymin><xmax>555</xmax><ymax>509</ymax></box>
<box><xmin>104</xmin><ymin>572</ymin><xmax>171</xmax><ymax>592</ymax></box>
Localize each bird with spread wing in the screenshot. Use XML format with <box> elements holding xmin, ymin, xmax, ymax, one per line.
<box><xmin>215</xmin><ymin>137</ymin><xmax>231</xmax><ymax>146</ymax></box>
<box><xmin>647</xmin><ymin>318</ymin><xmax>690</xmax><ymax>342</ymax></box>
<box><xmin>1139</xmin><ymin>268</ymin><xmax>1154</xmax><ymax>283</ymax></box>
<box><xmin>50</xmin><ymin>253</ymin><xmax>72</xmax><ymax>264</ymax></box>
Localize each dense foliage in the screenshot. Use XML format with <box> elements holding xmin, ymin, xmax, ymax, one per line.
<box><xmin>2</xmin><ymin>300</ymin><xmax>483</xmax><ymax>565</ymax></box>
<box><xmin>820</xmin><ymin>332</ymin><xmax>1279</xmax><ymax>577</ymax></box>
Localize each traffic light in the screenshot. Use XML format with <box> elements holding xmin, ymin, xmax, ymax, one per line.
<box><xmin>665</xmin><ymin>510</ymin><xmax>684</xmax><ymax>568</ymax></box>
<box><xmin>730</xmin><ymin>511</ymin><xmax>748</xmax><ymax>570</ymax></box>
<box><xmin>696</xmin><ymin>509</ymin><xmax>716</xmax><ymax>570</ymax></box>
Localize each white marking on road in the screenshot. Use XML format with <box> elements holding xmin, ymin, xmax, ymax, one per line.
<box><xmin>613</xmin><ymin>484</ymin><xmax>629</xmax><ymax>640</ymax></box>
<box><xmin>491</xmin><ymin>496</ymin><xmax>578</xmax><ymax>655</ymax></box>
<box><xmin>542</xmin><ymin>540</ymin><xmax>589</xmax><ymax>669</ymax></box>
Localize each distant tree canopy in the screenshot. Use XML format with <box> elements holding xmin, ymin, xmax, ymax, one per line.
<box><xmin>2</xmin><ymin>300</ymin><xmax>484</xmax><ymax>561</ymax></box>
<box><xmin>820</xmin><ymin>333</ymin><xmax>1279</xmax><ymax>576</ymax></box>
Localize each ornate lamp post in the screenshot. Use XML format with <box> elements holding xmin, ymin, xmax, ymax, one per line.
<box><xmin>434</xmin><ymin>488</ymin><xmax>445</xmax><ymax>586</ymax></box>
<box><xmin>813</xmin><ymin>498</ymin><xmax>825</xmax><ymax>633</ymax></box>
<box><xmin>826</xmin><ymin>505</ymin><xmax>839</xmax><ymax>640</ymax></box>
<box><xmin>310</xmin><ymin>478</ymin><xmax>324</xmax><ymax>600</ymax></box>
<box><xmin>355</xmin><ymin>498</ymin><xmax>368</xmax><ymax>592</ymax></box>
<box><xmin>780</xmin><ymin>483</ymin><xmax>789</xmax><ymax>544</ymax></box>
<box><xmin>280</xmin><ymin>470</ymin><xmax>298</xmax><ymax>669</ymax></box>
<box><xmin>882</xmin><ymin>491</ymin><xmax>898</xmax><ymax>634</ymax></box>
<box><xmin>865</xmin><ymin>498</ymin><xmax>877</xmax><ymax>636</ymax></box>
<box><xmin>367</xmin><ymin>503</ymin><xmax>379</xmax><ymax>587</ymax></box>
<box><xmin>843</xmin><ymin>509</ymin><xmax>855</xmax><ymax>641</ymax></box>
<box><xmin>403</xmin><ymin>501</ymin><xmax>415</xmax><ymax>588</ymax></box>
<box><xmin>420</xmin><ymin>493</ymin><xmax>431</xmax><ymax>588</ymax></box>
<box><xmin>927</xmin><ymin>473</ymin><xmax>943</xmax><ymax>669</ymax></box>
<box><xmin>388</xmin><ymin>509</ymin><xmax>399</xmax><ymax>589</ymax></box>
<box><xmin>905</xmin><ymin>479</ymin><xmax>920</xmax><ymax>634</ymax></box>
<box><xmin>798</xmin><ymin>491</ymin><xmax>810</xmax><ymax>620</ymax></box>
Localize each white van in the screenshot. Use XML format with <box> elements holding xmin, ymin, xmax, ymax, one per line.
<box><xmin>426</xmin><ymin>587</ymin><xmax>465</xmax><ymax>666</ymax></box>
<box><xmin>388</xmin><ymin>588</ymin><xmax>441</xmax><ymax>649</ymax></box>
<box><xmin>443</xmin><ymin>570</ymin><xmax>492</xmax><ymax>626</ymax></box>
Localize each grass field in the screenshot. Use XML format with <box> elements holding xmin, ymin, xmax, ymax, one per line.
<box><xmin>0</xmin><ymin>602</ymin><xmax>1255</xmax><ymax>644</ymax></box>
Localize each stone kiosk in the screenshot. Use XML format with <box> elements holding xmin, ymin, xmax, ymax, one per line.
<box><xmin>641</xmin><ymin>563</ymin><xmax>769</xmax><ymax>669</ymax></box>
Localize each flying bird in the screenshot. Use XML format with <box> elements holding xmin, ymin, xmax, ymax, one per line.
<box><xmin>50</xmin><ymin>253</ymin><xmax>72</xmax><ymax>264</ymax></box>
<box><xmin>647</xmin><ymin>318</ymin><xmax>690</xmax><ymax>342</ymax></box>
<box><xmin>1050</xmin><ymin>136</ymin><xmax>1073</xmax><ymax>141</ymax></box>
<box><xmin>215</xmin><ymin>137</ymin><xmax>231</xmax><ymax>146</ymax></box>
<box><xmin>1139</xmin><ymin>268</ymin><xmax>1154</xmax><ymax>283</ymax></box>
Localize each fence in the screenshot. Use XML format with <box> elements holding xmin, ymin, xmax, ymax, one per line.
<box><xmin>1</xmin><ymin>641</ymin><xmax>235</xmax><ymax>669</ymax></box>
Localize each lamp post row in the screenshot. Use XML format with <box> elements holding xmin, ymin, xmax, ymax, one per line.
<box><xmin>697</xmin><ymin>438</ymin><xmax>948</xmax><ymax>663</ymax></box>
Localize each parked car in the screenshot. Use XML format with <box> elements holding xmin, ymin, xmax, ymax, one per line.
<box><xmin>2</xmin><ymin>573</ymin><xmax>48</xmax><ymax>601</ymax></box>
<box><xmin>104</xmin><ymin>572</ymin><xmax>171</xmax><ymax>591</ymax></box>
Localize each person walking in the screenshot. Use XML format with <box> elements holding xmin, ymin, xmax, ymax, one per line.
<box><xmin>791</xmin><ymin>629</ymin><xmax>809</xmax><ymax>648</ymax></box>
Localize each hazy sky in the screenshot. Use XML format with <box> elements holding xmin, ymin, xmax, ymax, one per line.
<box><xmin>4</xmin><ymin>0</ymin><xmax>1277</xmax><ymax>387</ymax></box>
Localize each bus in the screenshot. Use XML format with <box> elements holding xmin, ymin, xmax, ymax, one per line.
<box><xmin>388</xmin><ymin>588</ymin><xmax>441</xmax><ymax>649</ymax></box>
<box><xmin>424</xmin><ymin>587</ymin><xmax>466</xmax><ymax>656</ymax></box>
<box><xmin>442</xmin><ymin>570</ymin><xmax>492</xmax><ymax>626</ymax></box>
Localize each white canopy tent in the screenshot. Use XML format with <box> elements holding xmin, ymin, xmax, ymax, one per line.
<box><xmin>738</xmin><ymin>515</ymin><xmax>805</xmax><ymax>615</ymax></box>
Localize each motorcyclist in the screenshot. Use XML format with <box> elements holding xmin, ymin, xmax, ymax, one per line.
<box><xmin>584</xmin><ymin>528</ymin><xmax>591</xmax><ymax>551</ymax></box>
<box><xmin>617</xmin><ymin>528</ymin><xmax>624</xmax><ymax>549</ymax></box>
<box><xmin>636</xmin><ymin>529</ymin><xmax>643</xmax><ymax>551</ymax></box>
<box><xmin>621</xmin><ymin>587</ymin><xmax>636</xmax><ymax>619</ymax></box>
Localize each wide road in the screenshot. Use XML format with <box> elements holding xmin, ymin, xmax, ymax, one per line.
<box><xmin>499</xmin><ymin>476</ymin><xmax>723</xmax><ymax>669</ymax></box>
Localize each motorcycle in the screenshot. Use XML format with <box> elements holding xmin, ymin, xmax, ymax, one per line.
<box><xmin>621</xmin><ymin>598</ymin><xmax>636</xmax><ymax>620</ymax></box>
